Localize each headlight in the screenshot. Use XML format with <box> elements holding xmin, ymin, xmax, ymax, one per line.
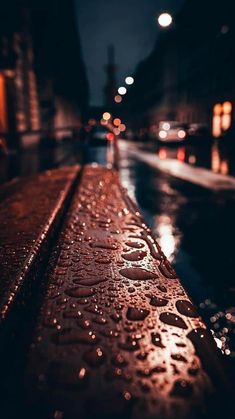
<box><xmin>178</xmin><ymin>129</ymin><xmax>186</xmax><ymax>139</ymax></box>
<box><xmin>159</xmin><ymin>130</ymin><xmax>167</xmax><ymax>139</ymax></box>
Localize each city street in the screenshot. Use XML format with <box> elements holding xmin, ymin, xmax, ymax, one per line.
<box><xmin>1</xmin><ymin>0</ymin><xmax>235</xmax><ymax>417</ymax></box>
<box><xmin>118</xmin><ymin>140</ymin><xmax>235</xmax><ymax>367</ymax></box>
<box><xmin>1</xmin><ymin>138</ymin><xmax>235</xmax><ymax>368</ymax></box>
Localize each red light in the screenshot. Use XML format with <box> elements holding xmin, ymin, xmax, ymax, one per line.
<box><xmin>159</xmin><ymin>148</ymin><xmax>167</xmax><ymax>159</ymax></box>
<box><xmin>177</xmin><ymin>147</ymin><xmax>185</xmax><ymax>162</ymax></box>
<box><xmin>106</xmin><ymin>133</ymin><xmax>115</xmax><ymax>141</ymax></box>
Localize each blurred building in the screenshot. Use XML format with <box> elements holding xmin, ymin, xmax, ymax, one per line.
<box><xmin>125</xmin><ymin>0</ymin><xmax>235</xmax><ymax>139</ymax></box>
<box><xmin>0</xmin><ymin>0</ymin><xmax>89</xmax><ymax>147</ymax></box>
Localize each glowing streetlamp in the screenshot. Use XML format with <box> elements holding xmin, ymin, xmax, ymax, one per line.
<box><xmin>114</xmin><ymin>95</ymin><xmax>122</xmax><ymax>103</ymax></box>
<box><xmin>103</xmin><ymin>112</ymin><xmax>111</xmax><ymax>121</ymax></box>
<box><xmin>125</xmin><ymin>76</ymin><xmax>134</xmax><ymax>85</ymax></box>
<box><xmin>157</xmin><ymin>12</ymin><xmax>173</xmax><ymax>28</ymax></box>
<box><xmin>118</xmin><ymin>86</ymin><xmax>127</xmax><ymax>95</ymax></box>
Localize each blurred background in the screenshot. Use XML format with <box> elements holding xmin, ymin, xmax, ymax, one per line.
<box><xmin>1</xmin><ymin>0</ymin><xmax>235</xmax><ymax>375</ymax></box>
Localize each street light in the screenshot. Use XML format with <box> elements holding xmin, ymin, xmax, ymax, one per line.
<box><xmin>103</xmin><ymin>112</ymin><xmax>111</xmax><ymax>121</ymax></box>
<box><xmin>114</xmin><ymin>95</ymin><xmax>122</xmax><ymax>103</ymax></box>
<box><xmin>118</xmin><ymin>86</ymin><xmax>127</xmax><ymax>95</ymax></box>
<box><xmin>125</xmin><ymin>76</ymin><xmax>134</xmax><ymax>85</ymax></box>
<box><xmin>157</xmin><ymin>12</ymin><xmax>173</xmax><ymax>28</ymax></box>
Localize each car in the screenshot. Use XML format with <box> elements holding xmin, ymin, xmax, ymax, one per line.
<box><xmin>157</xmin><ymin>121</ymin><xmax>187</xmax><ymax>144</ymax></box>
<box><xmin>88</xmin><ymin>126</ymin><xmax>115</xmax><ymax>146</ymax></box>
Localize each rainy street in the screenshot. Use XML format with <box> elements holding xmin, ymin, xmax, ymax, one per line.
<box><xmin>1</xmin><ymin>138</ymin><xmax>235</xmax><ymax>368</ymax></box>
<box><xmin>1</xmin><ymin>0</ymin><xmax>235</xmax><ymax>417</ymax></box>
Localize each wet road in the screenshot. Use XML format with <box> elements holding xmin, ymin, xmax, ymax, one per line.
<box><xmin>1</xmin><ymin>139</ymin><xmax>235</xmax><ymax>369</ymax></box>
<box><xmin>118</xmin><ymin>141</ymin><xmax>235</xmax><ymax>372</ymax></box>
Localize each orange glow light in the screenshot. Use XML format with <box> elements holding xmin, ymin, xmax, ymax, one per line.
<box><xmin>103</xmin><ymin>112</ymin><xmax>111</xmax><ymax>121</ymax></box>
<box><xmin>223</xmin><ymin>101</ymin><xmax>232</xmax><ymax>114</ymax></box>
<box><xmin>213</xmin><ymin>103</ymin><xmax>222</xmax><ymax>116</ymax></box>
<box><xmin>113</xmin><ymin>118</ymin><xmax>121</xmax><ymax>126</ymax></box>
<box><xmin>114</xmin><ymin>95</ymin><xmax>122</xmax><ymax>103</ymax></box>
<box><xmin>119</xmin><ymin>123</ymin><xmax>126</xmax><ymax>132</ymax></box>
<box><xmin>159</xmin><ymin>148</ymin><xmax>167</xmax><ymax>159</ymax></box>
<box><xmin>177</xmin><ymin>147</ymin><xmax>185</xmax><ymax>162</ymax></box>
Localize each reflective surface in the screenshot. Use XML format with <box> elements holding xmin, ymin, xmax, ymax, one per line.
<box><xmin>119</xmin><ymin>140</ymin><xmax>235</xmax><ymax>373</ymax></box>
<box><xmin>1</xmin><ymin>138</ymin><xmax>235</xmax><ymax>370</ymax></box>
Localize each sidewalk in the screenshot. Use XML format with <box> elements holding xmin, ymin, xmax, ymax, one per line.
<box><xmin>119</xmin><ymin>140</ymin><xmax>235</xmax><ymax>191</ymax></box>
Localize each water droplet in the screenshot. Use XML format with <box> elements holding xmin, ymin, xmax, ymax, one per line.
<box><xmin>95</xmin><ymin>257</ymin><xmax>111</xmax><ymax>264</ymax></box>
<box><xmin>170</xmin><ymin>379</ymin><xmax>193</xmax><ymax>398</ymax></box>
<box><xmin>93</xmin><ymin>316</ymin><xmax>107</xmax><ymax>325</ymax></box>
<box><xmin>159</xmin><ymin>260</ymin><xmax>177</xmax><ymax>279</ymax></box>
<box><xmin>119</xmin><ymin>337</ymin><xmax>140</xmax><ymax>352</ymax></box>
<box><xmin>149</xmin><ymin>295</ymin><xmax>168</xmax><ymax>307</ymax></box>
<box><xmin>160</xmin><ymin>312</ymin><xmax>188</xmax><ymax>329</ymax></box>
<box><xmin>110</xmin><ymin>312</ymin><xmax>122</xmax><ymax>323</ymax></box>
<box><xmin>126</xmin><ymin>307</ymin><xmax>150</xmax><ymax>321</ymax></box>
<box><xmin>151</xmin><ymin>332</ymin><xmax>165</xmax><ymax>348</ymax></box>
<box><xmin>65</xmin><ymin>287</ymin><xmax>95</xmax><ymax>298</ymax></box>
<box><xmin>53</xmin><ymin>329</ymin><xmax>99</xmax><ymax>345</ymax></box>
<box><xmin>136</xmin><ymin>351</ymin><xmax>148</xmax><ymax>360</ymax></box>
<box><xmin>83</xmin><ymin>347</ymin><xmax>106</xmax><ymax>367</ymax></box>
<box><xmin>121</xmin><ymin>250</ymin><xmax>147</xmax><ymax>262</ymax></box>
<box><xmin>119</xmin><ymin>267</ymin><xmax>158</xmax><ymax>281</ymax></box>
<box><xmin>157</xmin><ymin>285</ymin><xmax>167</xmax><ymax>293</ymax></box>
<box><xmin>77</xmin><ymin>319</ymin><xmax>92</xmax><ymax>329</ymax></box>
<box><xmin>90</xmin><ymin>241</ymin><xmax>117</xmax><ymax>250</ymax></box>
<box><xmin>171</xmin><ymin>354</ymin><xmax>187</xmax><ymax>363</ymax></box>
<box><xmin>151</xmin><ymin>365</ymin><xmax>166</xmax><ymax>374</ymax></box>
<box><xmin>112</xmin><ymin>353</ymin><xmax>128</xmax><ymax>367</ymax></box>
<box><xmin>125</xmin><ymin>241</ymin><xmax>144</xmax><ymax>249</ymax></box>
<box><xmin>176</xmin><ymin>300</ymin><xmax>198</xmax><ymax>318</ymax></box>
<box><xmin>77</xmin><ymin>277</ymin><xmax>109</xmax><ymax>286</ymax></box>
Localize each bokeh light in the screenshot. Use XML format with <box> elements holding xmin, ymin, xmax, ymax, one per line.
<box><xmin>119</xmin><ymin>123</ymin><xmax>126</xmax><ymax>132</ymax></box>
<box><xmin>118</xmin><ymin>86</ymin><xmax>127</xmax><ymax>95</ymax></box>
<box><xmin>125</xmin><ymin>76</ymin><xmax>134</xmax><ymax>85</ymax></box>
<box><xmin>113</xmin><ymin>128</ymin><xmax>120</xmax><ymax>135</ymax></box>
<box><xmin>113</xmin><ymin>118</ymin><xmax>121</xmax><ymax>126</ymax></box>
<box><xmin>157</xmin><ymin>13</ymin><xmax>173</xmax><ymax>28</ymax></box>
<box><xmin>114</xmin><ymin>95</ymin><xmax>122</xmax><ymax>103</ymax></box>
<box><xmin>103</xmin><ymin>112</ymin><xmax>111</xmax><ymax>121</ymax></box>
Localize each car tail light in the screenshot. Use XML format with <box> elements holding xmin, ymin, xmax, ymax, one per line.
<box><xmin>106</xmin><ymin>133</ymin><xmax>115</xmax><ymax>141</ymax></box>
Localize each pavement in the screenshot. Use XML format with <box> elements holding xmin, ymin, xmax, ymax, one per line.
<box><xmin>120</xmin><ymin>141</ymin><xmax>235</xmax><ymax>191</ymax></box>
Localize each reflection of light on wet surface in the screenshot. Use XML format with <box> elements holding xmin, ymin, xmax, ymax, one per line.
<box><xmin>158</xmin><ymin>148</ymin><xmax>167</xmax><ymax>159</ymax></box>
<box><xmin>188</xmin><ymin>154</ymin><xmax>196</xmax><ymax>164</ymax></box>
<box><xmin>211</xmin><ymin>144</ymin><xmax>221</xmax><ymax>173</ymax></box>
<box><xmin>118</xmin><ymin>150</ymin><xmax>136</xmax><ymax>200</ymax></box>
<box><xmin>154</xmin><ymin>215</ymin><xmax>180</xmax><ymax>262</ymax></box>
<box><xmin>211</xmin><ymin>144</ymin><xmax>229</xmax><ymax>175</ymax></box>
<box><xmin>220</xmin><ymin>160</ymin><xmax>229</xmax><ymax>175</ymax></box>
<box><xmin>177</xmin><ymin>147</ymin><xmax>185</xmax><ymax>162</ymax></box>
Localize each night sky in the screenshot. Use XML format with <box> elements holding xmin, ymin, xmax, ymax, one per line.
<box><xmin>76</xmin><ymin>0</ymin><xmax>185</xmax><ymax>106</ymax></box>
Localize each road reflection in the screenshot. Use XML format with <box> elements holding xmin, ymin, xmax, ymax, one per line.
<box><xmin>153</xmin><ymin>214</ymin><xmax>181</xmax><ymax>262</ymax></box>
<box><xmin>119</xmin><ymin>141</ymin><xmax>235</xmax><ymax>372</ymax></box>
<box><xmin>154</xmin><ymin>140</ymin><xmax>235</xmax><ymax>176</ymax></box>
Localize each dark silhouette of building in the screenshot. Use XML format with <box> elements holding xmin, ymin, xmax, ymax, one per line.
<box><xmin>125</xmin><ymin>0</ymin><xmax>235</xmax><ymax>139</ymax></box>
<box><xmin>0</xmin><ymin>0</ymin><xmax>89</xmax><ymax>146</ymax></box>
<box><xmin>103</xmin><ymin>45</ymin><xmax>117</xmax><ymax>107</ymax></box>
